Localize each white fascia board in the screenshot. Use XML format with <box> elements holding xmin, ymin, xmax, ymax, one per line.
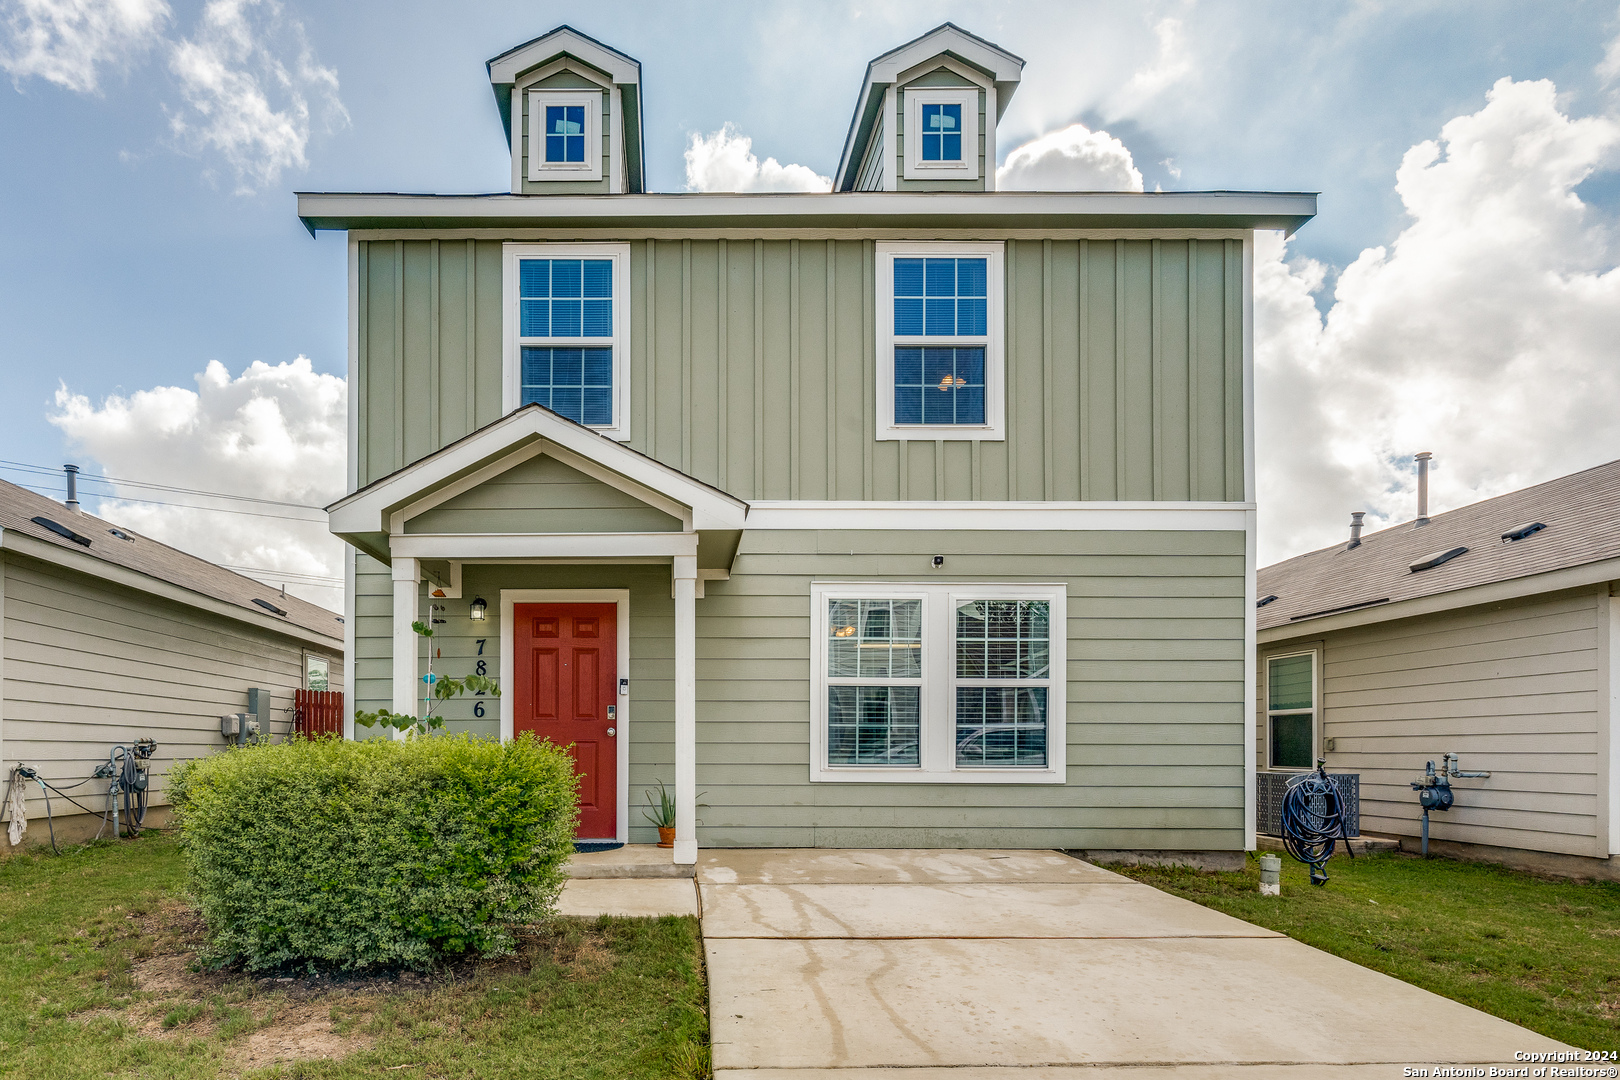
<box><xmin>0</xmin><ymin>528</ymin><xmax>343</xmax><ymax>651</ymax></box>
<box><xmin>296</xmin><ymin>191</ymin><xmax>1319</xmax><ymax>234</ymax></box>
<box><xmin>1257</xmin><ymin>555</ymin><xmax>1620</xmax><ymax>645</ymax></box>
<box><xmin>868</xmin><ymin>27</ymin><xmax>1022</xmax><ymax>86</ymax></box>
<box><xmin>391</xmin><ymin>532</ymin><xmax>697</xmax><ymax>561</ymax></box>
<box><xmin>744</xmin><ymin>501</ymin><xmax>1253</xmax><ymax>531</ymax></box>
<box><xmin>488</xmin><ymin>30</ymin><xmax>640</xmax><ymax>86</ymax></box>
<box><xmin>328</xmin><ymin>406</ymin><xmax>745</xmax><ymax>535</ymax></box>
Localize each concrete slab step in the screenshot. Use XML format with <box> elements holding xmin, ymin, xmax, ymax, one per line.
<box><xmin>566</xmin><ymin>844</ymin><xmax>695</xmax><ymax>879</ymax></box>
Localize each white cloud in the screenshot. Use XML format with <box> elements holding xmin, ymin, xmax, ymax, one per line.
<box><xmin>167</xmin><ymin>0</ymin><xmax>344</xmax><ymax>193</ymax></box>
<box><xmin>50</xmin><ymin>357</ymin><xmax>348</xmax><ymax>609</ymax></box>
<box><xmin>0</xmin><ymin>0</ymin><xmax>168</xmax><ymax>93</ymax></box>
<box><xmin>1112</xmin><ymin>15</ymin><xmax>1193</xmax><ymax>115</ymax></box>
<box><xmin>684</xmin><ymin>123</ymin><xmax>831</xmax><ymax>192</ymax></box>
<box><xmin>1600</xmin><ymin>24</ymin><xmax>1620</xmax><ymax>86</ymax></box>
<box><xmin>996</xmin><ymin>123</ymin><xmax>1145</xmax><ymax>192</ymax></box>
<box><xmin>1255</xmin><ymin>76</ymin><xmax>1620</xmax><ymax>565</ymax></box>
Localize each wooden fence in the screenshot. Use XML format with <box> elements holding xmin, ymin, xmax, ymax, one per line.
<box><xmin>293</xmin><ymin>689</ymin><xmax>344</xmax><ymax>737</ymax></box>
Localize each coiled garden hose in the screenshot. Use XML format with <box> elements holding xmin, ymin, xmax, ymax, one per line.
<box><xmin>1279</xmin><ymin>762</ymin><xmax>1355</xmax><ymax>886</ymax></box>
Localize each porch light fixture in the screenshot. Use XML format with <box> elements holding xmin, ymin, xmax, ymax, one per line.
<box><xmin>469</xmin><ymin>596</ymin><xmax>488</xmax><ymax>621</ymax></box>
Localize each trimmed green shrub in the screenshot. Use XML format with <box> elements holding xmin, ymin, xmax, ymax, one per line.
<box><xmin>168</xmin><ymin>733</ymin><xmax>578</xmax><ymax>972</ymax></box>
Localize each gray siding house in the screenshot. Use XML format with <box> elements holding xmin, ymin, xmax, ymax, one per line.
<box><xmin>1</xmin><ymin>478</ymin><xmax>345</xmax><ymax>850</ymax></box>
<box><xmin>305</xmin><ymin>24</ymin><xmax>1316</xmax><ymax>863</ymax></box>
<box><xmin>1255</xmin><ymin>459</ymin><xmax>1620</xmax><ymax>880</ymax></box>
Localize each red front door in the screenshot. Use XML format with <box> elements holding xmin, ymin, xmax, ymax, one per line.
<box><xmin>514</xmin><ymin>603</ymin><xmax>618</xmax><ymax>839</ymax></box>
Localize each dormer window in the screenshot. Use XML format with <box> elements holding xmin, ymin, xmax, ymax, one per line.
<box><xmin>875</xmin><ymin>241</ymin><xmax>1004</xmax><ymax>440</ymax></box>
<box><xmin>528</xmin><ymin>90</ymin><xmax>602</xmax><ymax>181</ymax></box>
<box><xmin>544</xmin><ymin>103</ymin><xmax>587</xmax><ymax>163</ymax></box>
<box><xmin>920</xmin><ymin>102</ymin><xmax>962</xmax><ymax>162</ymax></box>
<box><xmin>903</xmin><ymin>88</ymin><xmax>978</xmax><ymax>180</ymax></box>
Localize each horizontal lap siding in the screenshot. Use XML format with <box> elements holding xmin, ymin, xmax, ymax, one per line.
<box><xmin>358</xmin><ymin>237</ymin><xmax>1243</xmax><ymax>503</ymax></box>
<box><xmin>3</xmin><ymin>557</ymin><xmax>317</xmax><ymax>822</ymax></box>
<box><xmin>697</xmin><ymin>529</ymin><xmax>1247</xmax><ymax>850</ymax></box>
<box><xmin>1257</xmin><ymin>589</ymin><xmax>1604</xmax><ymax>857</ymax></box>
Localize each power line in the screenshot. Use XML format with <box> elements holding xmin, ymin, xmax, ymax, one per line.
<box><xmin>10</xmin><ymin>480</ymin><xmax>326</xmax><ymax>524</ymax></box>
<box><xmin>0</xmin><ymin>459</ymin><xmax>329</xmax><ymax>510</ymax></box>
<box><xmin>222</xmin><ymin>564</ymin><xmax>344</xmax><ymax>585</ymax></box>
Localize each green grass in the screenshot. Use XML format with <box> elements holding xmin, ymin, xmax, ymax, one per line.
<box><xmin>0</xmin><ymin>832</ymin><xmax>711</xmax><ymax>1079</ymax></box>
<box><xmin>1115</xmin><ymin>850</ymin><xmax>1620</xmax><ymax>1049</ymax></box>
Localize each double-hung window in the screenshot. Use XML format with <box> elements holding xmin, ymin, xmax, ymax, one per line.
<box><xmin>527</xmin><ymin>90</ymin><xmax>602</xmax><ymax>181</ymax></box>
<box><xmin>812</xmin><ymin>582</ymin><xmax>1065</xmax><ymax>783</ymax></box>
<box><xmin>502</xmin><ymin>243</ymin><xmax>630</xmax><ymax>439</ymax></box>
<box><xmin>1266</xmin><ymin>651</ymin><xmax>1317</xmax><ymax>770</ymax></box>
<box><xmin>876</xmin><ymin>241</ymin><xmax>1004</xmax><ymax>441</ymax></box>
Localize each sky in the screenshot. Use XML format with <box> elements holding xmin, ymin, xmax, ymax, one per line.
<box><xmin>3</xmin><ymin>0</ymin><xmax>1620</xmax><ymax>611</ymax></box>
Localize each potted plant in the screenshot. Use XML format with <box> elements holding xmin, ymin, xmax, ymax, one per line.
<box><xmin>642</xmin><ymin>781</ymin><xmax>677</xmax><ymax>847</ymax></box>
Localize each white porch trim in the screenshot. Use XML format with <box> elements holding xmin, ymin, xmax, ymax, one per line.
<box><xmin>672</xmin><ymin>555</ymin><xmax>697</xmax><ymax>865</ymax></box>
<box><xmin>500</xmin><ymin>588</ymin><xmax>632</xmax><ymax>847</ymax></box>
<box><xmin>391</xmin><ymin>532</ymin><xmax>698</xmax><ymax>561</ymax></box>
<box><xmin>328</xmin><ymin>404</ymin><xmax>747</xmax><ymax>539</ymax></box>
<box><xmin>391</xmin><ymin>557</ymin><xmax>420</xmax><ymax>742</ymax></box>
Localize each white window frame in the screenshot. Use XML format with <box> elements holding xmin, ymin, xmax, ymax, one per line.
<box><xmin>303</xmin><ymin>651</ymin><xmax>331</xmax><ymax>691</ymax></box>
<box><xmin>528</xmin><ymin>90</ymin><xmax>602</xmax><ymax>182</ymax></box>
<box><xmin>810</xmin><ymin>581</ymin><xmax>1066</xmax><ymax>784</ymax></box>
<box><xmin>875</xmin><ymin>241</ymin><xmax>1005</xmax><ymax>441</ymax></box>
<box><xmin>502</xmin><ymin>243</ymin><xmax>631</xmax><ymax>440</ymax></box>
<box><xmin>903</xmin><ymin>87</ymin><xmax>979</xmax><ymax>180</ymax></box>
<box><xmin>1264</xmin><ymin>648</ymin><xmax>1319</xmax><ymax>772</ymax></box>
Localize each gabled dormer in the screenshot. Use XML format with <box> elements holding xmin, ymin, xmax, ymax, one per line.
<box><xmin>487</xmin><ymin>26</ymin><xmax>645</xmax><ymax>195</ymax></box>
<box><xmin>835</xmin><ymin>24</ymin><xmax>1023</xmax><ymax>193</ymax></box>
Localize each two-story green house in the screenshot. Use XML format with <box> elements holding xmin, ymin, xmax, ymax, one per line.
<box><xmin>304</xmin><ymin>24</ymin><xmax>1314</xmax><ymax>864</ymax></box>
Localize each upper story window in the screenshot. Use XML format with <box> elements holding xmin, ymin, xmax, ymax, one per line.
<box><xmin>502</xmin><ymin>243</ymin><xmax>630</xmax><ymax>439</ymax></box>
<box><xmin>528</xmin><ymin>90</ymin><xmax>602</xmax><ymax>182</ymax></box>
<box><xmin>811</xmin><ymin>581</ymin><xmax>1066</xmax><ymax>784</ymax></box>
<box><xmin>903</xmin><ymin>88</ymin><xmax>978</xmax><ymax>180</ymax></box>
<box><xmin>920</xmin><ymin>102</ymin><xmax>962</xmax><ymax>161</ymax></box>
<box><xmin>875</xmin><ymin>241</ymin><xmax>1004</xmax><ymax>441</ymax></box>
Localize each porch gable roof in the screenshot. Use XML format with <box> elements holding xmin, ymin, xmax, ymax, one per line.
<box><xmin>327</xmin><ymin>403</ymin><xmax>748</xmax><ymax>563</ymax></box>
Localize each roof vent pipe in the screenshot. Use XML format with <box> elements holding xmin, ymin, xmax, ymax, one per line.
<box><xmin>63</xmin><ymin>464</ymin><xmax>80</xmax><ymax>511</ymax></box>
<box><xmin>1347</xmin><ymin>511</ymin><xmax>1365</xmax><ymax>550</ymax></box>
<box><xmin>1413</xmin><ymin>452</ymin><xmax>1432</xmax><ymax>527</ymax></box>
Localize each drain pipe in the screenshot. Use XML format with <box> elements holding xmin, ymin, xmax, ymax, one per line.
<box><xmin>1413</xmin><ymin>452</ymin><xmax>1432</xmax><ymax>527</ymax></box>
<box><xmin>1347</xmin><ymin>512</ymin><xmax>1365</xmax><ymax>551</ymax></box>
<box><xmin>63</xmin><ymin>464</ymin><xmax>80</xmax><ymax>511</ymax></box>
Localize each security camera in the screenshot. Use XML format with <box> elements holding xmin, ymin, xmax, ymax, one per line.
<box><xmin>931</xmin><ymin>555</ymin><xmax>945</xmax><ymax>569</ymax></box>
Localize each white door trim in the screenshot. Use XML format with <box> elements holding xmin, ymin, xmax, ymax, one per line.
<box><xmin>500</xmin><ymin>588</ymin><xmax>631</xmax><ymax>845</ymax></box>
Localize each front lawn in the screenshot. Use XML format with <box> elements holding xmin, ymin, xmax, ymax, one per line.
<box><xmin>1115</xmin><ymin>850</ymin><xmax>1620</xmax><ymax>1050</ymax></box>
<box><xmin>0</xmin><ymin>832</ymin><xmax>710</xmax><ymax>1079</ymax></box>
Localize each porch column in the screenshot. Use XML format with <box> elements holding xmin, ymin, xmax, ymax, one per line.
<box><xmin>391</xmin><ymin>557</ymin><xmax>420</xmax><ymax>740</ymax></box>
<box><xmin>673</xmin><ymin>555</ymin><xmax>698</xmax><ymax>864</ymax></box>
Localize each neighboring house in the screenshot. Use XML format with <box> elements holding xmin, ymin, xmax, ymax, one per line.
<box><xmin>304</xmin><ymin>24</ymin><xmax>1316</xmax><ymax>863</ymax></box>
<box><xmin>0</xmin><ymin>476</ymin><xmax>345</xmax><ymax>850</ymax></box>
<box><xmin>1255</xmin><ymin>459</ymin><xmax>1620</xmax><ymax>880</ymax></box>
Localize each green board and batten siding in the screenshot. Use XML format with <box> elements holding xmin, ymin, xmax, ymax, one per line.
<box><xmin>361</xmin><ymin>530</ymin><xmax>1246</xmax><ymax>849</ymax></box>
<box><xmin>355</xmin><ymin>236</ymin><xmax>1246</xmax><ymax>500</ymax></box>
<box><xmin>349</xmin><ymin>223</ymin><xmax>1250</xmax><ymax>850</ymax></box>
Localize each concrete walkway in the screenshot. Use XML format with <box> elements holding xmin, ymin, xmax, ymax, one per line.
<box><xmin>697</xmin><ymin>848</ymin><xmax>1572</xmax><ymax>1077</ymax></box>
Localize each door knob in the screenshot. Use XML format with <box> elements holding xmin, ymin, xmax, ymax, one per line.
<box><xmin>606</xmin><ymin>727</ymin><xmax>616</xmax><ymax>737</ymax></box>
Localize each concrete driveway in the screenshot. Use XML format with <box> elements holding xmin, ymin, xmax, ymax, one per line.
<box><xmin>697</xmin><ymin>849</ymin><xmax>1572</xmax><ymax>1077</ymax></box>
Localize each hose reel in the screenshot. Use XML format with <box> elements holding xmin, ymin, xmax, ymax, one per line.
<box><xmin>1279</xmin><ymin>760</ymin><xmax>1355</xmax><ymax>886</ymax></box>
